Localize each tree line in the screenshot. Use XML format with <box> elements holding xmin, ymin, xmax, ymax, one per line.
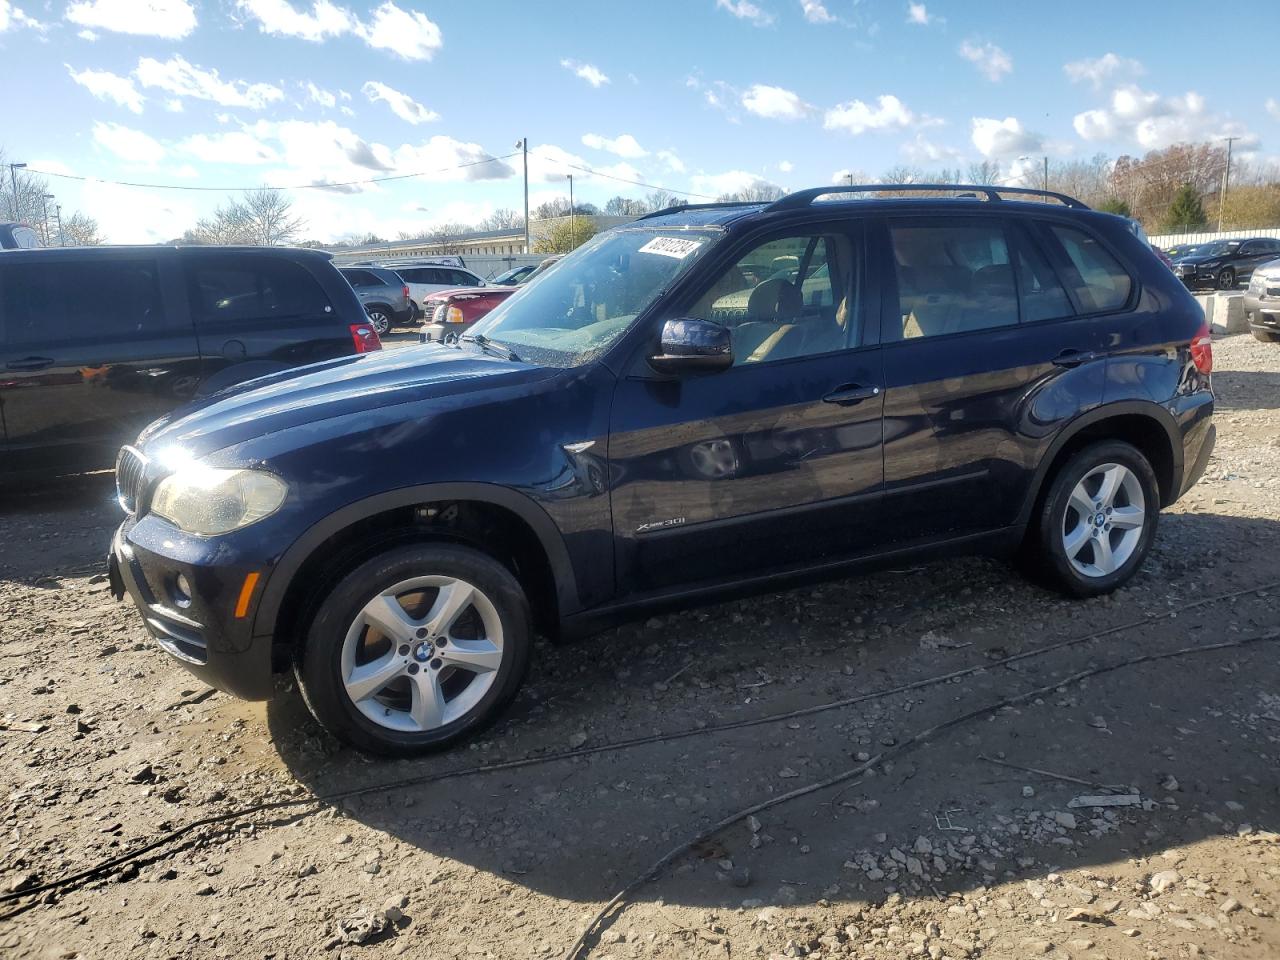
<box><xmin>1</xmin><ymin>149</ymin><xmax>102</xmax><ymax>246</ymax></box>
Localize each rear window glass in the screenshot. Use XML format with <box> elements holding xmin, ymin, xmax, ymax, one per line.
<box><xmin>1050</xmin><ymin>225</ymin><xmax>1132</xmax><ymax>313</ymax></box>
<box><xmin>1</xmin><ymin>258</ymin><xmax>165</xmax><ymax>346</ymax></box>
<box><xmin>190</xmin><ymin>256</ymin><xmax>330</xmax><ymax>325</ymax></box>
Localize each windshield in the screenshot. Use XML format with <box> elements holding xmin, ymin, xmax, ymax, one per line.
<box><xmin>467</xmin><ymin>229</ymin><xmax>719</xmax><ymax>367</ymax></box>
<box><xmin>1198</xmin><ymin>241</ymin><xmax>1240</xmax><ymax>257</ymax></box>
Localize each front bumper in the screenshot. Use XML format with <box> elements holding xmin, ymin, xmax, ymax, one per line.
<box><xmin>420</xmin><ymin>321</ymin><xmax>473</xmax><ymax>343</ymax></box>
<box><xmin>1244</xmin><ymin>286</ymin><xmax>1280</xmax><ymax>331</ymax></box>
<box><xmin>110</xmin><ymin>520</ymin><xmax>275</xmax><ymax>700</ymax></box>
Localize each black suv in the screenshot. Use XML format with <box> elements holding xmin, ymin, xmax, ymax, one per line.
<box><xmin>0</xmin><ymin>245</ymin><xmax>381</xmax><ymax>480</ymax></box>
<box><xmin>1171</xmin><ymin>236</ymin><xmax>1280</xmax><ymax>290</ymax></box>
<box><xmin>108</xmin><ymin>185</ymin><xmax>1216</xmax><ymax>755</ymax></box>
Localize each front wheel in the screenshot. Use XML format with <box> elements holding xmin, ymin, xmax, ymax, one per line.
<box><xmin>296</xmin><ymin>544</ymin><xmax>531</xmax><ymax>756</ymax></box>
<box><xmin>366</xmin><ymin>309</ymin><xmax>393</xmax><ymax>337</ymax></box>
<box><xmin>1217</xmin><ymin>267</ymin><xmax>1236</xmax><ymax>290</ymax></box>
<box><xmin>1028</xmin><ymin>441</ymin><xmax>1160</xmax><ymax>598</ymax></box>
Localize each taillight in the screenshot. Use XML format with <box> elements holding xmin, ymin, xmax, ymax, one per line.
<box><xmin>402</xmin><ymin>285</ymin><xmax>410</xmax><ymax>301</ymax></box>
<box><xmin>349</xmin><ymin>322</ymin><xmax>382</xmax><ymax>353</ymax></box>
<box><xmin>446</xmin><ymin>306</ymin><xmax>465</xmax><ymax>324</ymax></box>
<box><xmin>1190</xmin><ymin>321</ymin><xmax>1212</xmax><ymax>374</ymax></box>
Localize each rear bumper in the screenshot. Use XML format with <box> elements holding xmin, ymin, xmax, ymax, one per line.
<box><xmin>1180</xmin><ymin>421</ymin><xmax>1215</xmax><ymax>499</ymax></box>
<box><xmin>110</xmin><ymin>520</ymin><xmax>275</xmax><ymax>700</ymax></box>
<box><xmin>420</xmin><ymin>321</ymin><xmax>474</xmax><ymax>343</ymax></box>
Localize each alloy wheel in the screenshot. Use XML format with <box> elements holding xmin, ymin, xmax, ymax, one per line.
<box><xmin>368</xmin><ymin>311</ymin><xmax>392</xmax><ymax>336</ymax></box>
<box><xmin>340</xmin><ymin>576</ymin><xmax>504</xmax><ymax>733</ymax></box>
<box><xmin>1061</xmin><ymin>462</ymin><xmax>1146</xmax><ymax>578</ymax></box>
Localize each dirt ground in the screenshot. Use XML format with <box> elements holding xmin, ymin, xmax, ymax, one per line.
<box><xmin>2</xmin><ymin>332</ymin><xmax>1279</xmax><ymax>960</ymax></box>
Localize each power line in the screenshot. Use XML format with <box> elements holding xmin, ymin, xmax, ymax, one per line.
<box><xmin>556</xmin><ymin>160</ymin><xmax>718</xmax><ymax>200</ymax></box>
<box><xmin>24</xmin><ymin>151</ymin><xmax>521</xmax><ymax>193</ymax></box>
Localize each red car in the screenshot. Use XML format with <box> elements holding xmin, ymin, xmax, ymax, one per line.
<box><xmin>419</xmin><ymin>256</ymin><xmax>562</xmax><ymax>343</ymax></box>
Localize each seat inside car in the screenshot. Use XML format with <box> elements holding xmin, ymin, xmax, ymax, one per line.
<box><xmin>732</xmin><ymin>277</ymin><xmax>805</xmax><ymax>363</ymax></box>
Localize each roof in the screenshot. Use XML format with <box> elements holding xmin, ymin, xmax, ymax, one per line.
<box><xmin>0</xmin><ymin>244</ymin><xmax>334</xmax><ymax>259</ymax></box>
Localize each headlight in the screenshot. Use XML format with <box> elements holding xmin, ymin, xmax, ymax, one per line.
<box><xmin>151</xmin><ymin>466</ymin><xmax>288</xmax><ymax>535</ymax></box>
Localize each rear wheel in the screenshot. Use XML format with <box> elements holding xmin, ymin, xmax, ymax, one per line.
<box><xmin>1028</xmin><ymin>441</ymin><xmax>1160</xmax><ymax>597</ymax></box>
<box><xmin>366</xmin><ymin>308</ymin><xmax>393</xmax><ymax>336</ymax></box>
<box><xmin>296</xmin><ymin>544</ymin><xmax>531</xmax><ymax>755</ymax></box>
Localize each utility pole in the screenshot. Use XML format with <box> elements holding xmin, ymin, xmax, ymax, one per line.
<box><xmin>1218</xmin><ymin>136</ymin><xmax>1240</xmax><ymax>232</ymax></box>
<box><xmin>41</xmin><ymin>193</ymin><xmax>54</xmax><ymax>245</ymax></box>
<box><xmin>8</xmin><ymin>162</ymin><xmax>27</xmax><ymax>221</ymax></box>
<box><xmin>1043</xmin><ymin>155</ymin><xmax>1049</xmax><ymax>198</ymax></box>
<box><xmin>515</xmin><ymin>137</ymin><xmax>529</xmax><ymax>254</ymax></box>
<box><xmin>54</xmin><ymin>203</ymin><xmax>63</xmax><ymax>246</ymax></box>
<box><xmin>567</xmin><ymin>173</ymin><xmax>574</xmax><ymax>252</ymax></box>
<box><xmin>846</xmin><ymin>172</ymin><xmax>853</xmax><ymax>186</ymax></box>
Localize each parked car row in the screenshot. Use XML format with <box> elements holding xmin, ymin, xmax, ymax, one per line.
<box><xmin>1163</xmin><ymin>237</ymin><xmax>1280</xmax><ymax>291</ymax></box>
<box><xmin>419</xmin><ymin>256</ymin><xmax>562</xmax><ymax>344</ymax></box>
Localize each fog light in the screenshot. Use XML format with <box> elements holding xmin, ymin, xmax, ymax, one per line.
<box><xmin>172</xmin><ymin>573</ymin><xmax>192</xmax><ymax>608</ymax></box>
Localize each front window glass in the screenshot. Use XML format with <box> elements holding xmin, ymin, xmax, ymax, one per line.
<box><xmin>469</xmin><ymin>229</ymin><xmax>719</xmax><ymax>368</ymax></box>
<box><xmin>1199</xmin><ymin>241</ymin><xmax>1240</xmax><ymax>257</ymax></box>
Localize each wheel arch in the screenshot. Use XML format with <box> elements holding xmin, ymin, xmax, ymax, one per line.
<box><xmin>1017</xmin><ymin>401</ymin><xmax>1183</xmax><ymax>530</ymax></box>
<box><xmin>254</xmin><ymin>483</ymin><xmax>581</xmax><ymax>658</ymax></box>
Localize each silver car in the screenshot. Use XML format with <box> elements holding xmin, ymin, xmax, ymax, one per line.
<box><xmin>1244</xmin><ymin>256</ymin><xmax>1280</xmax><ymax>343</ymax></box>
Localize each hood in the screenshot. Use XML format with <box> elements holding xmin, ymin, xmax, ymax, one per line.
<box><xmin>1174</xmin><ymin>250</ymin><xmax>1230</xmax><ymax>265</ymax></box>
<box><xmin>137</xmin><ymin>343</ymin><xmax>554</xmax><ymax>458</ymax></box>
<box><xmin>425</xmin><ymin>285</ymin><xmax>518</xmax><ymax>303</ymax></box>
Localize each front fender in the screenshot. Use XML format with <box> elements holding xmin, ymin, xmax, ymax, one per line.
<box><xmin>250</xmin><ymin>481</ymin><xmax>581</xmax><ymax>641</ymax></box>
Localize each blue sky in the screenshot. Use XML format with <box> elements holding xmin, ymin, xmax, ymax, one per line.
<box><xmin>1</xmin><ymin>0</ymin><xmax>1276</xmax><ymax>243</ymax></box>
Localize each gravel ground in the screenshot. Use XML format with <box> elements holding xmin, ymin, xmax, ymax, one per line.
<box><xmin>2</xmin><ymin>332</ymin><xmax>1279</xmax><ymax>960</ymax></box>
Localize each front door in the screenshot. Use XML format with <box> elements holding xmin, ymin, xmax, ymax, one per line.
<box><xmin>609</xmin><ymin>224</ymin><xmax>887</xmax><ymax>596</ymax></box>
<box><xmin>0</xmin><ymin>252</ymin><xmax>198</xmax><ymax>476</ymax></box>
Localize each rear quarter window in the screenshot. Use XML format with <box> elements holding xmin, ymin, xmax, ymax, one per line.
<box><xmin>1049</xmin><ymin>224</ymin><xmax>1133</xmax><ymax>313</ymax></box>
<box><xmin>189</xmin><ymin>255</ymin><xmax>330</xmax><ymax>326</ymax></box>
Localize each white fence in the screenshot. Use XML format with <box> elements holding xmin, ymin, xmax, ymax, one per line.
<box><xmin>1148</xmin><ymin>226</ymin><xmax>1280</xmax><ymax>247</ymax></box>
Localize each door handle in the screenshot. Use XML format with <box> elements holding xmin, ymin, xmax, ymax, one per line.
<box><xmin>5</xmin><ymin>356</ymin><xmax>55</xmax><ymax>371</ymax></box>
<box><xmin>823</xmin><ymin>383</ymin><xmax>882</xmax><ymax>405</ymax></box>
<box><xmin>1051</xmin><ymin>349</ymin><xmax>1100</xmax><ymax>368</ymax></box>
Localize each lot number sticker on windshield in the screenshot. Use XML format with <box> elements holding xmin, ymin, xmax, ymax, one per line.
<box><xmin>637</xmin><ymin>237</ymin><xmax>704</xmax><ymax>259</ymax></box>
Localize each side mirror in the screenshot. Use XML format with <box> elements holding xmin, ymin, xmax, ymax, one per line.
<box><xmin>650</xmin><ymin>318</ymin><xmax>733</xmax><ymax>373</ymax></box>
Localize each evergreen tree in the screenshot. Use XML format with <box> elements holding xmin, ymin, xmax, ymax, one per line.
<box><xmin>1163</xmin><ymin>184</ymin><xmax>1207</xmax><ymax>232</ymax></box>
<box><xmin>1097</xmin><ymin>197</ymin><xmax>1132</xmax><ymax>218</ymax></box>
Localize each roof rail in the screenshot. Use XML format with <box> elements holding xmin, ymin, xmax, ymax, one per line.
<box><xmin>765</xmin><ymin>183</ymin><xmax>1089</xmax><ymax>212</ymax></box>
<box><xmin>633</xmin><ymin>200</ymin><xmax>767</xmax><ymax>222</ymax></box>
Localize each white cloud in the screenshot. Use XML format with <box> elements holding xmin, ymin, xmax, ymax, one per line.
<box><xmin>901</xmin><ymin>133</ymin><xmax>964</xmax><ymax>165</ymax></box>
<box><xmin>76</xmin><ymin>28</ymin><xmax>96</xmax><ymax>39</ymax></box>
<box><xmin>164</xmin><ymin>98</ymin><xmax>183</xmax><ymax>112</ymax></box>
<box><xmin>1072</xmin><ymin>84</ymin><xmax>1247</xmax><ymax>150</ymax></box>
<box><xmin>92</xmin><ymin>121</ymin><xmax>166</xmax><ymax>166</ymax></box>
<box><xmin>527</xmin><ymin>143</ymin><xmax>587</xmax><ymax>183</ymax></box>
<box><xmin>824</xmin><ymin>94</ymin><xmax>934</xmax><ymax>135</ymax></box>
<box><xmin>799</xmin><ymin>0</ymin><xmax>833</xmax><ymax>24</ymax></box>
<box><xmin>1268</xmin><ymin>98</ymin><xmax>1280</xmax><ymax>122</ymax></box>
<box><xmin>1</xmin><ymin>0</ymin><xmax>45</xmax><ymax>31</ymax></box>
<box><xmin>690</xmin><ymin>169</ymin><xmax>776</xmax><ymax>198</ymax></box>
<box><xmin>778</xmin><ymin>159</ymin><xmax>794</xmax><ymax>173</ymax></box>
<box><xmin>560</xmin><ymin>59</ymin><xmax>609</xmax><ymax>88</ymax></box>
<box><xmin>959</xmin><ymin>40</ymin><xmax>1012</xmax><ymax>82</ymax></box>
<box><xmin>1063</xmin><ymin>53</ymin><xmax>1143</xmax><ymax>90</ymax></box>
<box><xmin>657</xmin><ymin>149</ymin><xmax>685</xmax><ymax>173</ymax></box>
<box><xmin>177</xmin><ymin>131</ymin><xmax>279</xmax><ymax>165</ymax></box>
<box><xmin>236</xmin><ymin>0</ymin><xmax>353</xmax><ymax>41</ymax></box>
<box><xmin>361</xmin><ymin>81</ymin><xmax>438</xmax><ymax>124</ymax></box>
<box><xmin>742</xmin><ymin>83</ymin><xmax>809</xmax><ymax>120</ymax></box>
<box><xmin>971</xmin><ymin>116</ymin><xmax>1042</xmax><ymax>158</ymax></box>
<box><xmin>580</xmin><ymin>133</ymin><xmax>647</xmax><ymax>158</ymax></box>
<box><xmin>80</xmin><ymin>180</ymin><xmax>199</xmax><ymax>243</ymax></box>
<box><xmin>305</xmin><ymin>81</ymin><xmax>337</xmax><ymax>108</ymax></box>
<box><xmin>66</xmin><ymin>65</ymin><xmax>145</xmax><ymax>113</ymax></box>
<box><xmin>716</xmin><ymin>0</ymin><xmax>773</xmax><ymax>26</ymax></box>
<box><xmin>906</xmin><ymin>2</ymin><xmax>931</xmax><ymax>24</ymax></box>
<box><xmin>135</xmin><ymin>55</ymin><xmax>284</xmax><ymax>110</ymax></box>
<box><xmin>65</xmin><ymin>0</ymin><xmax>195</xmax><ymax>39</ymax></box>
<box><xmin>358</xmin><ymin>2</ymin><xmax>442</xmax><ymax>60</ymax></box>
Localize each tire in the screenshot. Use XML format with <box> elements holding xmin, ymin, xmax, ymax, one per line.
<box><xmin>1251</xmin><ymin>327</ymin><xmax>1280</xmax><ymax>343</ymax></box>
<box><xmin>296</xmin><ymin>543</ymin><xmax>531</xmax><ymax>756</ymax></box>
<box><xmin>1028</xmin><ymin>440</ymin><xmax>1160</xmax><ymax>598</ymax></box>
<box><xmin>366</xmin><ymin>308</ymin><xmax>393</xmax><ymax>337</ymax></box>
<box><xmin>1217</xmin><ymin>267</ymin><xmax>1236</xmax><ymax>290</ymax></box>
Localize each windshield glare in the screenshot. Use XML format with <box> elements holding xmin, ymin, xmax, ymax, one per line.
<box><xmin>467</xmin><ymin>229</ymin><xmax>719</xmax><ymax>367</ymax></box>
<box><xmin>1200</xmin><ymin>241</ymin><xmax>1239</xmax><ymax>256</ymax></box>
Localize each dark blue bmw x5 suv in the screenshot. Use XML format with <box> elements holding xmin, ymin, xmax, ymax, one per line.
<box><xmin>109</xmin><ymin>184</ymin><xmax>1216</xmax><ymax>755</ymax></box>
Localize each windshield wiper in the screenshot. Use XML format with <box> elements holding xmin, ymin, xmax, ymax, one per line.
<box><xmin>459</xmin><ymin>333</ymin><xmax>521</xmax><ymax>362</ymax></box>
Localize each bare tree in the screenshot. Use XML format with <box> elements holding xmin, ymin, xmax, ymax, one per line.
<box><xmin>479</xmin><ymin>208</ymin><xmax>524</xmax><ymax>231</ymax></box>
<box><xmin>239</xmin><ymin>188</ymin><xmax>306</xmax><ymax>246</ymax></box>
<box><xmin>604</xmin><ymin>195</ymin><xmax>647</xmax><ymax>216</ymax></box>
<box><xmin>966</xmin><ymin>160</ymin><xmax>1003</xmax><ymax>185</ymax></box>
<box><xmin>426</xmin><ymin>222</ymin><xmax>474</xmax><ymax>254</ymax></box>
<box><xmin>184</xmin><ymin>201</ymin><xmax>251</xmax><ymax>245</ymax></box>
<box><xmin>59</xmin><ymin>211</ymin><xmax>103</xmax><ymax>246</ymax></box>
<box><xmin>644</xmin><ymin>189</ymin><xmax>679</xmax><ymax>213</ymax></box>
<box><xmin>716</xmin><ymin>181</ymin><xmax>785</xmax><ymax>202</ymax></box>
<box><xmin>0</xmin><ymin>148</ymin><xmax>100</xmax><ymax>243</ymax></box>
<box><xmin>532</xmin><ymin>198</ymin><xmax>571</xmax><ymax>221</ymax></box>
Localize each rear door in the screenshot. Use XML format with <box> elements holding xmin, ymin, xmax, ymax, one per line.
<box><xmin>183</xmin><ymin>251</ymin><xmax>347</xmax><ymax>395</ymax></box>
<box><xmin>875</xmin><ymin>214</ymin><xmax>1110</xmax><ymax>545</ymax></box>
<box><xmin>0</xmin><ymin>250</ymin><xmax>197</xmax><ymax>475</ymax></box>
